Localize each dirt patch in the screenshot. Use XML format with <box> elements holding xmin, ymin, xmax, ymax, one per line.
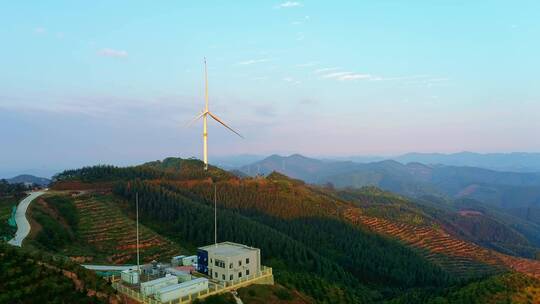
<box><xmin>70</xmin><ymin>256</ymin><xmax>94</xmax><ymax>263</ymax></box>
<box><xmin>52</xmin><ymin>181</ymin><xmax>115</xmax><ymax>191</ymax></box>
<box><xmin>458</xmin><ymin>210</ymin><xmax>484</xmax><ymax>217</ymax></box>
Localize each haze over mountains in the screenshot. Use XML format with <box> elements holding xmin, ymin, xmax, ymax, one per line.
<box><xmin>240</xmin><ymin>154</ymin><xmax>540</xmax><ymax>227</ymax></box>
<box><xmin>231</xmin><ymin>152</ymin><xmax>540</xmax><ymax>173</ymax></box>
<box><xmin>4</xmin><ymin>174</ymin><xmax>51</xmax><ymax>186</ymax></box>
<box><xmin>393</xmin><ymin>152</ymin><xmax>540</xmax><ymax>173</ymax></box>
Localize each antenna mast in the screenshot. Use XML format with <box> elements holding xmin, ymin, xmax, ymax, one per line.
<box><xmin>136</xmin><ymin>192</ymin><xmax>140</xmax><ymax>275</ymax></box>
<box><xmin>214</xmin><ymin>183</ymin><xmax>217</xmax><ymax>247</ymax></box>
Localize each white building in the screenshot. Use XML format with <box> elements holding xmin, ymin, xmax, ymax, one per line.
<box><xmin>140</xmin><ymin>274</ymin><xmax>178</xmax><ymax>296</ymax></box>
<box><xmin>171</xmin><ymin>255</ymin><xmax>186</xmax><ymax>267</ymax></box>
<box><xmin>182</xmin><ymin>255</ymin><xmax>197</xmax><ymax>266</ymax></box>
<box><xmin>155</xmin><ymin>278</ymin><xmax>208</xmax><ymax>302</ymax></box>
<box><xmin>120</xmin><ymin>268</ymin><xmax>139</xmax><ymax>285</ymax></box>
<box><xmin>164</xmin><ymin>267</ymin><xmax>192</xmax><ymax>282</ymax></box>
<box><xmin>197</xmin><ymin>242</ymin><xmax>261</xmax><ymax>283</ymax></box>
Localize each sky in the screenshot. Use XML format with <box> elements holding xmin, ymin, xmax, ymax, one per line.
<box><xmin>1</xmin><ymin>1</ymin><xmax>539</xmax><ymax>177</ymax></box>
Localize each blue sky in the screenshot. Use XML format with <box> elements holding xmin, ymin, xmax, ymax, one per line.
<box><xmin>1</xmin><ymin>1</ymin><xmax>539</xmax><ymax>177</ymax></box>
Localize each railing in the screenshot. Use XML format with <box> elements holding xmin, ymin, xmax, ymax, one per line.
<box><xmin>110</xmin><ymin>266</ymin><xmax>273</xmax><ymax>304</ymax></box>
<box><xmin>112</xmin><ymin>281</ymin><xmax>161</xmax><ymax>304</ymax></box>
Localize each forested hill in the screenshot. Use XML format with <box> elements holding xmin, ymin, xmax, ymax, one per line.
<box><xmin>50</xmin><ymin>157</ymin><xmax>540</xmax><ymax>303</ymax></box>
<box><xmin>0</xmin><ymin>243</ymin><xmax>120</xmax><ymax>303</ymax></box>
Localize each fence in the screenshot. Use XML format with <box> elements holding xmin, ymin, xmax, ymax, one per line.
<box><xmin>111</xmin><ymin>266</ymin><xmax>273</xmax><ymax>304</ymax></box>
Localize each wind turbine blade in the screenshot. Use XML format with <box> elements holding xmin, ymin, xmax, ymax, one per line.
<box><xmin>208</xmin><ymin>112</ymin><xmax>244</xmax><ymax>138</ymax></box>
<box><xmin>185</xmin><ymin>111</ymin><xmax>206</xmax><ymax>127</ymax></box>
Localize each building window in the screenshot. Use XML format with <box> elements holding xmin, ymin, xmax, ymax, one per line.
<box><xmin>238</xmin><ymin>260</ymin><xmax>242</xmax><ymax>266</ymax></box>
<box><xmin>229</xmin><ymin>263</ymin><xmax>233</xmax><ymax>269</ymax></box>
<box><xmin>230</xmin><ymin>274</ymin><xmax>233</xmax><ymax>280</ymax></box>
<box><xmin>238</xmin><ymin>272</ymin><xmax>242</xmax><ymax>278</ymax></box>
<box><xmin>246</xmin><ymin>258</ymin><xmax>250</xmax><ymax>264</ymax></box>
<box><xmin>214</xmin><ymin>272</ymin><xmax>218</xmax><ymax>278</ymax></box>
<box><xmin>222</xmin><ymin>274</ymin><xmax>225</xmax><ymax>280</ymax></box>
<box><xmin>246</xmin><ymin>269</ymin><xmax>250</xmax><ymax>276</ymax></box>
<box><xmin>210</xmin><ymin>258</ymin><xmax>213</xmax><ymax>263</ymax></box>
<box><xmin>215</xmin><ymin>259</ymin><xmax>225</xmax><ymax>268</ymax></box>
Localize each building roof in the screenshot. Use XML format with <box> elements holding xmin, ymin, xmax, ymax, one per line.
<box><xmin>157</xmin><ymin>278</ymin><xmax>208</xmax><ymax>293</ymax></box>
<box><xmin>140</xmin><ymin>274</ymin><xmax>177</xmax><ymax>287</ymax></box>
<box><xmin>199</xmin><ymin>241</ymin><xmax>259</xmax><ymax>257</ymax></box>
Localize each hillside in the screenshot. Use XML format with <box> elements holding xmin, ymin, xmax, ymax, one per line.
<box><xmin>26</xmin><ymin>192</ymin><xmax>183</xmax><ymax>264</ymax></box>
<box><xmin>0</xmin><ymin>180</ymin><xmax>27</xmax><ymax>241</ymax></box>
<box><xmin>54</xmin><ymin>160</ymin><xmax>455</xmax><ymax>302</ymax></box>
<box><xmin>242</xmin><ymin>155</ymin><xmax>540</xmax><ymax>233</ymax></box>
<box><xmin>0</xmin><ymin>243</ymin><xmax>121</xmax><ymax>303</ymax></box>
<box><xmin>389</xmin><ymin>272</ymin><xmax>540</xmax><ymax>303</ymax></box>
<box><xmin>47</xmin><ymin>157</ymin><xmax>540</xmax><ymax>303</ymax></box>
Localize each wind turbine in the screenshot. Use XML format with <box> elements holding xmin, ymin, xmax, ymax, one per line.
<box><xmin>188</xmin><ymin>58</ymin><xmax>243</xmax><ymax>170</ymax></box>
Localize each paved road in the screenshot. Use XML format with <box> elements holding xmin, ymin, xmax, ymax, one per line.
<box><xmin>81</xmin><ymin>265</ymin><xmax>136</xmax><ymax>271</ymax></box>
<box><xmin>8</xmin><ymin>191</ymin><xmax>45</xmax><ymax>247</ymax></box>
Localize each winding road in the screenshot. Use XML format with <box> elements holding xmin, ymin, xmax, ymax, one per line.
<box><xmin>8</xmin><ymin>191</ymin><xmax>45</xmax><ymax>247</ymax></box>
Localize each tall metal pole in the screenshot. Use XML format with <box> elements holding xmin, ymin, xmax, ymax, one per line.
<box><xmin>136</xmin><ymin>192</ymin><xmax>140</xmax><ymax>276</ymax></box>
<box><xmin>214</xmin><ymin>183</ymin><xmax>217</xmax><ymax>247</ymax></box>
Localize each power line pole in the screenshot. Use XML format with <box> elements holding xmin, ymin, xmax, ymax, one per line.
<box><xmin>214</xmin><ymin>183</ymin><xmax>217</xmax><ymax>247</ymax></box>
<box><xmin>136</xmin><ymin>192</ymin><xmax>140</xmax><ymax>277</ymax></box>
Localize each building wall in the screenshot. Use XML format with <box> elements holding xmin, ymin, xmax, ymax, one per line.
<box><xmin>207</xmin><ymin>249</ymin><xmax>260</xmax><ymax>282</ymax></box>
<box><xmin>197</xmin><ymin>249</ymin><xmax>209</xmax><ymax>274</ymax></box>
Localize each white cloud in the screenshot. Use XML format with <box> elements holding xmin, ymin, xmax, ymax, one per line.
<box><xmin>321</xmin><ymin>71</ymin><xmax>373</xmax><ymax>81</ymax></box>
<box><xmin>98</xmin><ymin>48</ymin><xmax>128</xmax><ymax>58</ymax></box>
<box><xmin>314</xmin><ymin>67</ymin><xmax>340</xmax><ymax>74</ymax></box>
<box><xmin>277</xmin><ymin>1</ymin><xmax>302</xmax><ymax>8</ymax></box>
<box><xmin>238</xmin><ymin>58</ymin><xmax>269</xmax><ymax>65</ymax></box>
<box><xmin>316</xmin><ymin>68</ymin><xmax>439</xmax><ymax>83</ymax></box>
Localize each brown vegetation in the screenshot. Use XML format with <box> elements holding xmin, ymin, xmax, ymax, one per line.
<box><xmin>343</xmin><ymin>207</ymin><xmax>540</xmax><ymax>279</ymax></box>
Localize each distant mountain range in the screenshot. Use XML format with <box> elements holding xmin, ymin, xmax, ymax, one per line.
<box><xmin>219</xmin><ymin>151</ymin><xmax>540</xmax><ymax>173</ymax></box>
<box><xmin>240</xmin><ymin>154</ymin><xmax>540</xmax><ymax>226</ymax></box>
<box><xmin>392</xmin><ymin>152</ymin><xmax>540</xmax><ymax>173</ymax></box>
<box><xmin>5</xmin><ymin>174</ymin><xmax>51</xmax><ymax>186</ymax></box>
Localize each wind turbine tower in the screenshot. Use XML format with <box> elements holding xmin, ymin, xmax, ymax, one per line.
<box><xmin>189</xmin><ymin>58</ymin><xmax>243</xmax><ymax>170</ymax></box>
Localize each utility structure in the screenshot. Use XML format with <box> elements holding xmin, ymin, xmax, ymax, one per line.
<box><xmin>136</xmin><ymin>192</ymin><xmax>140</xmax><ymax>277</ymax></box>
<box><xmin>188</xmin><ymin>58</ymin><xmax>243</xmax><ymax>171</ymax></box>
<box><xmin>214</xmin><ymin>184</ymin><xmax>217</xmax><ymax>247</ymax></box>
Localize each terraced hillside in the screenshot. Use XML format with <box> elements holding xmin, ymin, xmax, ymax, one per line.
<box><xmin>30</xmin><ymin>192</ymin><xmax>183</xmax><ymax>264</ymax></box>
<box><xmin>342</xmin><ymin>207</ymin><xmax>540</xmax><ymax>279</ymax></box>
